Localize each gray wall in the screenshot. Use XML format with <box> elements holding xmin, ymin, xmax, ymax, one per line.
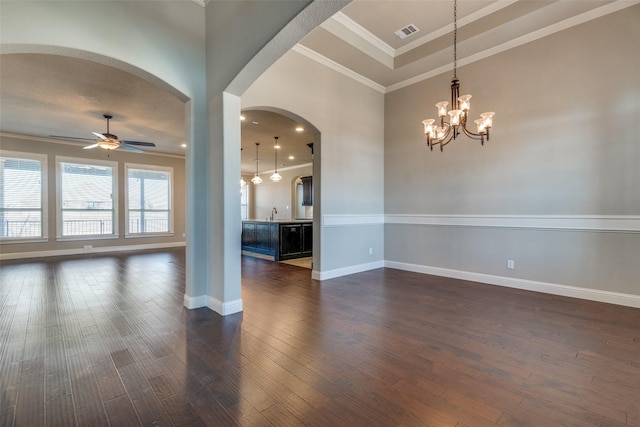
<box><xmin>0</xmin><ymin>135</ymin><xmax>186</xmax><ymax>258</ymax></box>
<box><xmin>384</xmin><ymin>6</ymin><xmax>640</xmax><ymax>303</ymax></box>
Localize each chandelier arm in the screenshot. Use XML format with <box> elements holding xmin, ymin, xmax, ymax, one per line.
<box><xmin>436</xmin><ymin>128</ymin><xmax>455</xmax><ymax>148</ymax></box>
<box><xmin>459</xmin><ymin>124</ymin><xmax>484</xmax><ymax>140</ymax></box>
<box><xmin>439</xmin><ymin>135</ymin><xmax>454</xmax><ymax>152</ymax></box>
<box><xmin>433</xmin><ymin>121</ymin><xmax>453</xmax><ymax>142</ymax></box>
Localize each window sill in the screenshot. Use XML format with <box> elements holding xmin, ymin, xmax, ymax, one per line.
<box><xmin>125</xmin><ymin>233</ymin><xmax>174</xmax><ymax>239</ymax></box>
<box><xmin>56</xmin><ymin>235</ymin><xmax>119</xmax><ymax>242</ymax></box>
<box><xmin>0</xmin><ymin>237</ymin><xmax>49</xmax><ymax>245</ymax></box>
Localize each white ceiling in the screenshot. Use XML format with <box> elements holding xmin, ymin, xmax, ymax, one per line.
<box><xmin>1</xmin><ymin>0</ymin><xmax>632</xmax><ymax>172</ymax></box>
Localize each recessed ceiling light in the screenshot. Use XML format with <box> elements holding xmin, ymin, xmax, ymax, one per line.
<box><xmin>181</xmin><ymin>143</ymin><xmax>187</xmax><ymax>148</ymax></box>
<box><xmin>240</xmin><ymin>115</ymin><xmax>246</xmax><ymax>121</ymax></box>
<box><xmin>295</xmin><ymin>126</ymin><xmax>304</xmax><ymax>132</ymax></box>
<box><xmin>288</xmin><ymin>155</ymin><xmax>294</xmax><ymax>160</ymax></box>
<box><xmin>252</xmin><ymin>121</ymin><xmax>259</xmax><ymax>125</ymax></box>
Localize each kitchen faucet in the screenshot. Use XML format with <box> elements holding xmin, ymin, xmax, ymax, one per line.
<box><xmin>270</xmin><ymin>207</ymin><xmax>278</xmax><ymax>221</ymax></box>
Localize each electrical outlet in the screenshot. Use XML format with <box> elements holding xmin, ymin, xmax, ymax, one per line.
<box><xmin>507</xmin><ymin>259</ymin><xmax>515</xmax><ymax>270</ymax></box>
<box><xmin>369</xmin><ymin>247</ymin><xmax>373</xmax><ymax>255</ymax></box>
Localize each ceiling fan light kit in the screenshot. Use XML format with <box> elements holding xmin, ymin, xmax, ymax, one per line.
<box><xmin>51</xmin><ymin>114</ymin><xmax>156</xmax><ymax>153</ymax></box>
<box><xmin>422</xmin><ymin>0</ymin><xmax>495</xmax><ymax>152</ymax></box>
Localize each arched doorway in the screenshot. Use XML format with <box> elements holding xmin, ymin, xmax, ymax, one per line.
<box><xmin>239</xmin><ymin>108</ymin><xmax>320</xmax><ymax>275</ymax></box>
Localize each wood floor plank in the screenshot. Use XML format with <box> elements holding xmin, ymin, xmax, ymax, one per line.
<box><xmin>2</xmin><ymin>249</ymin><xmax>640</xmax><ymax>426</ymax></box>
<box><xmin>15</xmin><ymin>371</ymin><xmax>45</xmax><ymax>427</ymax></box>
<box><xmin>103</xmin><ymin>394</ymin><xmax>140</xmax><ymax>427</ymax></box>
<box><xmin>160</xmin><ymin>395</ymin><xmax>206</xmax><ymax>427</ymax></box>
<box><xmin>0</xmin><ymin>406</ymin><xmax>15</xmax><ymax>427</ymax></box>
<box><xmin>45</xmin><ymin>393</ymin><xmax>76</xmax><ymax>427</ymax></box>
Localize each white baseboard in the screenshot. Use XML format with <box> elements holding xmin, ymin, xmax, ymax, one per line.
<box><xmin>183</xmin><ymin>294</ymin><xmax>208</xmax><ymax>309</ymax></box>
<box><xmin>312</xmin><ymin>260</ymin><xmax>385</xmax><ymax>281</ymax></box>
<box><xmin>1</xmin><ymin>241</ymin><xmax>186</xmax><ymax>261</ymax></box>
<box><xmin>207</xmin><ymin>296</ymin><xmax>243</xmax><ymax>315</ymax></box>
<box><xmin>385</xmin><ymin>260</ymin><xmax>640</xmax><ymax>309</ymax></box>
<box><xmin>182</xmin><ymin>294</ymin><xmax>243</xmax><ymax>315</ymax></box>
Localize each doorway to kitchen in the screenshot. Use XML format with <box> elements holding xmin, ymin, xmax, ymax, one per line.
<box><xmin>239</xmin><ymin>108</ymin><xmax>319</xmax><ymax>274</ymax></box>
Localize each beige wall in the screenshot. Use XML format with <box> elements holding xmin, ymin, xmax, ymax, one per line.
<box><xmin>384</xmin><ymin>6</ymin><xmax>640</xmax><ymax>304</ymax></box>
<box><xmin>0</xmin><ymin>135</ymin><xmax>186</xmax><ymax>259</ymax></box>
<box><xmin>249</xmin><ymin>164</ymin><xmax>313</xmax><ymax>221</ymax></box>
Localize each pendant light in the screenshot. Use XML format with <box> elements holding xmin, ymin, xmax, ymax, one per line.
<box><xmin>251</xmin><ymin>142</ymin><xmax>262</xmax><ymax>184</ymax></box>
<box><xmin>422</xmin><ymin>0</ymin><xmax>495</xmax><ymax>151</ymax></box>
<box><xmin>270</xmin><ymin>136</ymin><xmax>282</xmax><ymax>182</ymax></box>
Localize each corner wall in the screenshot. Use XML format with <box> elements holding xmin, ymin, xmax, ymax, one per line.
<box><xmin>384</xmin><ymin>6</ymin><xmax>640</xmax><ymax>307</ymax></box>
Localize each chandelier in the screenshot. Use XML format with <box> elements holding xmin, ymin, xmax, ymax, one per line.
<box><xmin>251</xmin><ymin>142</ymin><xmax>263</xmax><ymax>184</ymax></box>
<box><xmin>422</xmin><ymin>0</ymin><xmax>494</xmax><ymax>151</ymax></box>
<box><xmin>270</xmin><ymin>136</ymin><xmax>282</xmax><ymax>182</ymax></box>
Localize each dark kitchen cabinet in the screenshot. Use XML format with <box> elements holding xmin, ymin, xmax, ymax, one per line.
<box><xmin>279</xmin><ymin>222</ymin><xmax>313</xmax><ymax>260</ymax></box>
<box><xmin>241</xmin><ymin>221</ymin><xmax>278</xmax><ymax>257</ymax></box>
<box><xmin>242</xmin><ymin>220</ymin><xmax>312</xmax><ymax>261</ymax></box>
<box><xmin>301</xmin><ymin>176</ymin><xmax>313</xmax><ymax>206</ymax></box>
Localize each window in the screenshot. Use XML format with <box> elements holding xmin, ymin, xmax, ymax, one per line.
<box><xmin>126</xmin><ymin>164</ymin><xmax>172</xmax><ymax>235</ymax></box>
<box><xmin>58</xmin><ymin>157</ymin><xmax>117</xmax><ymax>238</ymax></box>
<box><xmin>240</xmin><ymin>181</ymin><xmax>249</xmax><ymax>221</ymax></box>
<box><xmin>0</xmin><ymin>151</ymin><xmax>47</xmax><ymax>241</ymax></box>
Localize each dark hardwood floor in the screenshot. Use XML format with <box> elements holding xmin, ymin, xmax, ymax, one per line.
<box><xmin>1</xmin><ymin>249</ymin><xmax>639</xmax><ymax>426</ymax></box>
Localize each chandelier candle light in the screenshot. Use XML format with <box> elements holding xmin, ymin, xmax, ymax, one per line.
<box><xmin>422</xmin><ymin>0</ymin><xmax>494</xmax><ymax>151</ymax></box>
<box><xmin>270</xmin><ymin>136</ymin><xmax>282</xmax><ymax>182</ymax></box>
<box><xmin>251</xmin><ymin>142</ymin><xmax>263</xmax><ymax>184</ymax></box>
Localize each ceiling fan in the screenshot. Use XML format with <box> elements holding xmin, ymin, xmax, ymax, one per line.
<box><xmin>50</xmin><ymin>114</ymin><xmax>156</xmax><ymax>153</ymax></box>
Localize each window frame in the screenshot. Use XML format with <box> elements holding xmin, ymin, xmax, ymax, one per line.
<box><xmin>240</xmin><ymin>180</ymin><xmax>249</xmax><ymax>221</ymax></box>
<box><xmin>0</xmin><ymin>150</ymin><xmax>48</xmax><ymax>243</ymax></box>
<box><xmin>56</xmin><ymin>156</ymin><xmax>118</xmax><ymax>241</ymax></box>
<box><xmin>124</xmin><ymin>163</ymin><xmax>173</xmax><ymax>238</ymax></box>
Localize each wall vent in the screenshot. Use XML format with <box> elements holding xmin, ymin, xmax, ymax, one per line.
<box><xmin>394</xmin><ymin>24</ymin><xmax>420</xmax><ymax>39</ymax></box>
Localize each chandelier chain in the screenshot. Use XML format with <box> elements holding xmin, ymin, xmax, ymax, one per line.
<box><xmin>453</xmin><ymin>0</ymin><xmax>457</xmax><ymax>79</ymax></box>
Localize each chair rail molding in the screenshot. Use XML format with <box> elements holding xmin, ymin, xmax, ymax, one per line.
<box><xmin>384</xmin><ymin>214</ymin><xmax>640</xmax><ymax>233</ymax></box>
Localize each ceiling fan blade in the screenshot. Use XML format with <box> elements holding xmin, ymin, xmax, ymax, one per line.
<box><xmin>49</xmin><ymin>135</ymin><xmax>95</xmax><ymax>141</ymax></box>
<box><xmin>92</xmin><ymin>132</ymin><xmax>109</xmax><ymax>140</ymax></box>
<box><xmin>82</xmin><ymin>143</ymin><xmax>100</xmax><ymax>150</ymax></box>
<box><xmin>120</xmin><ymin>144</ymin><xmax>144</xmax><ymax>153</ymax></box>
<box><xmin>123</xmin><ymin>140</ymin><xmax>156</xmax><ymax>147</ymax></box>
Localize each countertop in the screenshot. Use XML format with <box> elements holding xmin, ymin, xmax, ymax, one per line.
<box><xmin>244</xmin><ymin>219</ymin><xmax>312</xmax><ymax>223</ymax></box>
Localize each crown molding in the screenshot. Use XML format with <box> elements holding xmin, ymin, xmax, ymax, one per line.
<box><xmin>387</xmin><ymin>0</ymin><xmax>640</xmax><ymax>93</ymax></box>
<box><xmin>321</xmin><ymin>12</ymin><xmax>394</xmax><ymax>68</ymax></box>
<box><xmin>298</xmin><ymin>0</ymin><xmax>639</xmax><ymax>94</ymax></box>
<box><xmin>395</xmin><ymin>0</ymin><xmax>518</xmax><ymax>56</ymax></box>
<box><xmin>292</xmin><ymin>44</ymin><xmax>385</xmax><ymax>93</ymax></box>
<box><xmin>0</xmin><ymin>132</ymin><xmax>185</xmax><ymax>159</ymax></box>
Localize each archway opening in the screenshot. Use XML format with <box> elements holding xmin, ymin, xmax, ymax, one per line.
<box><xmin>239</xmin><ymin>107</ymin><xmax>320</xmax><ymax>274</ymax></box>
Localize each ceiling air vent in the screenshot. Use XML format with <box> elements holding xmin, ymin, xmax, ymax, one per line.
<box><xmin>395</xmin><ymin>24</ymin><xmax>420</xmax><ymax>39</ymax></box>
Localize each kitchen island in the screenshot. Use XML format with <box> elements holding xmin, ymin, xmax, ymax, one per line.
<box><xmin>241</xmin><ymin>220</ymin><xmax>312</xmax><ymax>261</ymax></box>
